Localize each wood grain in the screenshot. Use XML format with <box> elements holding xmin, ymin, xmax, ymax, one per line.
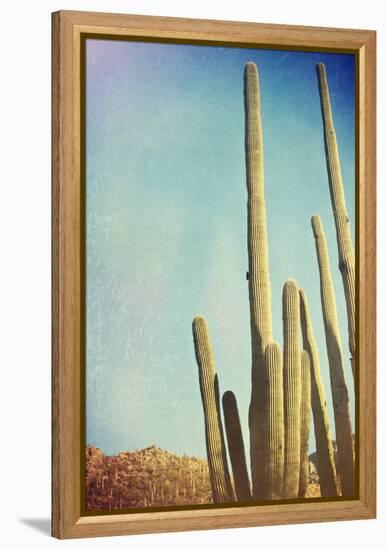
<box><xmin>51</xmin><ymin>10</ymin><xmax>376</xmax><ymax>539</ymax></box>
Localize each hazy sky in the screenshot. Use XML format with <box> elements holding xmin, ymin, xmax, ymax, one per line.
<box><xmin>85</xmin><ymin>38</ymin><xmax>355</xmax><ymax>459</ymax></box>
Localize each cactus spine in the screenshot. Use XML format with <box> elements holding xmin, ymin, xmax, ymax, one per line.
<box><xmin>299</xmin><ymin>288</ymin><xmax>338</xmax><ymax>496</ymax></box>
<box><xmin>222</xmin><ymin>391</ymin><xmax>252</xmax><ymax>502</ymax></box>
<box><xmin>311</xmin><ymin>215</ymin><xmax>355</xmax><ymax>496</ymax></box>
<box><xmin>317</xmin><ymin>63</ymin><xmax>356</xmax><ymax>377</ymax></box>
<box><xmin>192</xmin><ymin>316</ymin><xmax>234</xmax><ymax>503</ymax></box>
<box><xmin>262</xmin><ymin>342</ymin><xmax>284</xmax><ymax>500</ymax></box>
<box><xmin>244</xmin><ymin>61</ymin><xmax>273</xmax><ymax>498</ymax></box>
<box><xmin>282</xmin><ymin>279</ymin><xmax>302</xmax><ymax>498</ymax></box>
<box><xmin>298</xmin><ymin>350</ymin><xmax>311</xmax><ymax>498</ymax></box>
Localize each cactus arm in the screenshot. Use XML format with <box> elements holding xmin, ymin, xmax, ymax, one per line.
<box><xmin>262</xmin><ymin>342</ymin><xmax>284</xmax><ymax>500</ymax></box>
<box><xmin>298</xmin><ymin>350</ymin><xmax>311</xmax><ymax>498</ymax></box>
<box><xmin>192</xmin><ymin>316</ymin><xmax>234</xmax><ymax>503</ymax></box>
<box><xmin>244</xmin><ymin>61</ymin><xmax>273</xmax><ymax>498</ymax></box>
<box><xmin>299</xmin><ymin>289</ymin><xmax>339</xmax><ymax>497</ymax></box>
<box><xmin>311</xmin><ymin>215</ymin><xmax>355</xmax><ymax>496</ymax></box>
<box><xmin>316</xmin><ymin>63</ymin><xmax>356</xmax><ymax>377</ymax></box>
<box><xmin>282</xmin><ymin>279</ymin><xmax>302</xmax><ymax>498</ymax></box>
<box><xmin>222</xmin><ymin>391</ymin><xmax>252</xmax><ymax>502</ymax></box>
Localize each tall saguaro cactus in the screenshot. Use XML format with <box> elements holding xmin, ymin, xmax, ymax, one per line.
<box><xmin>282</xmin><ymin>279</ymin><xmax>302</xmax><ymax>498</ymax></box>
<box><xmin>222</xmin><ymin>391</ymin><xmax>252</xmax><ymax>502</ymax></box>
<box><xmin>311</xmin><ymin>215</ymin><xmax>355</xmax><ymax>496</ymax></box>
<box><xmin>192</xmin><ymin>316</ymin><xmax>234</xmax><ymax>503</ymax></box>
<box><xmin>316</xmin><ymin>63</ymin><xmax>356</xmax><ymax>377</ymax></box>
<box><xmin>244</xmin><ymin>61</ymin><xmax>273</xmax><ymax>498</ymax></box>
<box><xmin>299</xmin><ymin>289</ymin><xmax>338</xmax><ymax>497</ymax></box>
<box><xmin>262</xmin><ymin>342</ymin><xmax>284</xmax><ymax>500</ymax></box>
<box><xmin>298</xmin><ymin>350</ymin><xmax>311</xmax><ymax>498</ymax></box>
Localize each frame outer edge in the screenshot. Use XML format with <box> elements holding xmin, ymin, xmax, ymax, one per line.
<box><xmin>51</xmin><ymin>10</ymin><xmax>377</xmax><ymax>538</ymax></box>
<box><xmin>363</xmin><ymin>30</ymin><xmax>376</xmax><ymax>518</ymax></box>
<box><xmin>51</xmin><ymin>10</ymin><xmax>62</xmax><ymax>540</ymax></box>
<box><xmin>52</xmin><ymin>9</ymin><xmax>83</xmax><ymax>539</ymax></box>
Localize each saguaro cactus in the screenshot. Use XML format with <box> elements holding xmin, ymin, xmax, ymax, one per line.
<box><xmin>311</xmin><ymin>215</ymin><xmax>355</xmax><ymax>496</ymax></box>
<box><xmin>262</xmin><ymin>342</ymin><xmax>284</xmax><ymax>500</ymax></box>
<box><xmin>299</xmin><ymin>288</ymin><xmax>338</xmax><ymax>497</ymax></box>
<box><xmin>298</xmin><ymin>350</ymin><xmax>311</xmax><ymax>498</ymax></box>
<box><xmin>192</xmin><ymin>316</ymin><xmax>234</xmax><ymax>503</ymax></box>
<box><xmin>244</xmin><ymin>61</ymin><xmax>273</xmax><ymax>498</ymax></box>
<box><xmin>222</xmin><ymin>391</ymin><xmax>252</xmax><ymax>502</ymax></box>
<box><xmin>282</xmin><ymin>279</ymin><xmax>302</xmax><ymax>498</ymax></box>
<box><xmin>317</xmin><ymin>63</ymin><xmax>356</xmax><ymax>377</ymax></box>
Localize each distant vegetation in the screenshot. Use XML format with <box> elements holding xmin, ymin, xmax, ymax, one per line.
<box><xmin>86</xmin><ymin>445</ymin><xmax>322</xmax><ymax>511</ymax></box>
<box><xmin>85</xmin><ymin>445</ymin><xmax>212</xmax><ymax>511</ymax></box>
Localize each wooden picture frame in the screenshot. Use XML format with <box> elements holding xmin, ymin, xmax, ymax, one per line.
<box><xmin>51</xmin><ymin>10</ymin><xmax>376</xmax><ymax>539</ymax></box>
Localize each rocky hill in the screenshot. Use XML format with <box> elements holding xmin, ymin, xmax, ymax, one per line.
<box><xmin>85</xmin><ymin>445</ymin><xmax>212</xmax><ymax>511</ymax></box>
<box><xmin>85</xmin><ymin>444</ymin><xmax>324</xmax><ymax>511</ymax></box>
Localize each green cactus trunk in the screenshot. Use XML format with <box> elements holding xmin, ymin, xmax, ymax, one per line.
<box><xmin>299</xmin><ymin>288</ymin><xmax>338</xmax><ymax>497</ymax></box>
<box><xmin>298</xmin><ymin>350</ymin><xmax>311</xmax><ymax>498</ymax></box>
<box><xmin>317</xmin><ymin>63</ymin><xmax>356</xmax><ymax>378</ymax></box>
<box><xmin>282</xmin><ymin>279</ymin><xmax>302</xmax><ymax>498</ymax></box>
<box><xmin>244</xmin><ymin>61</ymin><xmax>273</xmax><ymax>498</ymax></box>
<box><xmin>262</xmin><ymin>342</ymin><xmax>284</xmax><ymax>500</ymax></box>
<box><xmin>222</xmin><ymin>391</ymin><xmax>252</xmax><ymax>502</ymax></box>
<box><xmin>192</xmin><ymin>316</ymin><xmax>234</xmax><ymax>503</ymax></box>
<box><xmin>311</xmin><ymin>215</ymin><xmax>355</xmax><ymax>496</ymax></box>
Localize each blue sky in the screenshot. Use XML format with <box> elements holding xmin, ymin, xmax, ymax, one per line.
<box><xmin>85</xmin><ymin>38</ymin><xmax>356</xmax><ymax>459</ymax></box>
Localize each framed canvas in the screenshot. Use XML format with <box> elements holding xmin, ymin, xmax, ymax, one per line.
<box><xmin>51</xmin><ymin>10</ymin><xmax>376</xmax><ymax>539</ymax></box>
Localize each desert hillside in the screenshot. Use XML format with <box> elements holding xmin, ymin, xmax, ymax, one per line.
<box><xmin>86</xmin><ymin>445</ymin><xmax>323</xmax><ymax>511</ymax></box>
<box><xmin>86</xmin><ymin>445</ymin><xmax>212</xmax><ymax>511</ymax></box>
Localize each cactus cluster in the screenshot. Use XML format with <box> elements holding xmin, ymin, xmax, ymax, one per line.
<box><xmin>192</xmin><ymin>62</ymin><xmax>355</xmax><ymax>502</ymax></box>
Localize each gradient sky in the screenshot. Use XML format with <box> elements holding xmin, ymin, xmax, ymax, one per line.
<box><xmin>85</xmin><ymin>38</ymin><xmax>355</xmax><ymax>460</ymax></box>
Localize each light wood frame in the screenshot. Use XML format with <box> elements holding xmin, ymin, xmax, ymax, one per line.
<box><xmin>52</xmin><ymin>10</ymin><xmax>376</xmax><ymax>539</ymax></box>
